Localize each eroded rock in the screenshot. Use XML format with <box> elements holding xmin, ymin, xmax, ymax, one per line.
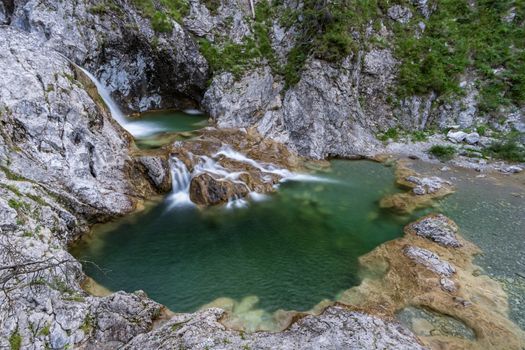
<box><xmin>407</xmin><ymin>214</ymin><xmax>462</xmax><ymax>248</ymax></box>
<box><xmin>403</xmin><ymin>245</ymin><xmax>456</xmax><ymax>277</ymax></box>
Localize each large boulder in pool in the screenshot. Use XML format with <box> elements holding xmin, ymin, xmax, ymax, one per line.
<box><xmin>189</xmin><ymin>173</ymin><xmax>249</xmax><ymax>206</ymax></box>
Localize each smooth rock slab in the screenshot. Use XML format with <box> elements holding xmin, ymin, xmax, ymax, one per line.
<box><xmin>123</xmin><ymin>306</ymin><xmax>426</xmax><ymax>350</ymax></box>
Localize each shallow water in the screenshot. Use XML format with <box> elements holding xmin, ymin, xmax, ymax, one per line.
<box><xmin>128</xmin><ymin>110</ymin><xmax>208</xmax><ymax>140</ymax></box>
<box><xmin>411</xmin><ymin>161</ymin><xmax>525</xmax><ymax>330</ymax></box>
<box><xmin>71</xmin><ymin>160</ymin><xmax>415</xmax><ymax>313</ymax></box>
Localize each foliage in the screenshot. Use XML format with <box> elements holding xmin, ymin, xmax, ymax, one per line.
<box><xmin>395</xmin><ymin>0</ymin><xmax>525</xmax><ymax>111</ymax></box>
<box><xmin>476</xmin><ymin>124</ymin><xmax>488</xmax><ymax>136</ymax></box>
<box><xmin>378</xmin><ymin>127</ymin><xmax>400</xmax><ymax>141</ymax></box>
<box><xmin>9</xmin><ymin>330</ymin><xmax>21</xmax><ymax>350</ymax></box>
<box><xmin>197</xmin><ymin>2</ymin><xmax>278</xmax><ymax>78</ymax></box>
<box><xmin>485</xmin><ymin>132</ymin><xmax>525</xmax><ymax>162</ymax></box>
<box><xmin>131</xmin><ymin>0</ymin><xmax>189</xmax><ymax>32</ymax></box>
<box><xmin>428</xmin><ymin>145</ymin><xmax>456</xmax><ymax>160</ymax></box>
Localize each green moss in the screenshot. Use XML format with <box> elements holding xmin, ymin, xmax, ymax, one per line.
<box><xmin>428</xmin><ymin>145</ymin><xmax>456</xmax><ymax>160</ymax></box>
<box><xmin>131</xmin><ymin>0</ymin><xmax>189</xmax><ymax>31</ymax></box>
<box><xmin>39</xmin><ymin>324</ymin><xmax>51</xmax><ymax>337</ymax></box>
<box><xmin>9</xmin><ymin>330</ymin><xmax>21</xmax><ymax>350</ymax></box>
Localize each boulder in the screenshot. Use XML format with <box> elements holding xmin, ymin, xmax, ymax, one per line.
<box><xmin>447</xmin><ymin>130</ymin><xmax>468</xmax><ymax>143</ymax></box>
<box><xmin>189</xmin><ymin>173</ymin><xmax>249</xmax><ymax>206</ymax></box>
<box><xmin>465</xmin><ymin>132</ymin><xmax>480</xmax><ymax>144</ymax></box>
<box><xmin>407</xmin><ymin>214</ymin><xmax>462</xmax><ymax>247</ymax></box>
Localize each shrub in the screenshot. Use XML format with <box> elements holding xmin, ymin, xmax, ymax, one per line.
<box><xmin>378</xmin><ymin>127</ymin><xmax>400</xmax><ymax>141</ymax></box>
<box><xmin>476</xmin><ymin>124</ymin><xmax>488</xmax><ymax>136</ymax></box>
<box><xmin>486</xmin><ymin>134</ymin><xmax>525</xmax><ymax>162</ymax></box>
<box><xmin>9</xmin><ymin>331</ymin><xmax>21</xmax><ymax>350</ymax></box>
<box><xmin>428</xmin><ymin>145</ymin><xmax>456</xmax><ymax>160</ymax></box>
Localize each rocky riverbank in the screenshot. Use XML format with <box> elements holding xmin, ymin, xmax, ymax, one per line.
<box><xmin>1</xmin><ymin>0</ymin><xmax>524</xmax><ymax>349</ymax></box>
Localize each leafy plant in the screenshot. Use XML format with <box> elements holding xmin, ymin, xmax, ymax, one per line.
<box><xmin>428</xmin><ymin>145</ymin><xmax>456</xmax><ymax>160</ymax></box>
<box><xmin>485</xmin><ymin>132</ymin><xmax>525</xmax><ymax>162</ymax></box>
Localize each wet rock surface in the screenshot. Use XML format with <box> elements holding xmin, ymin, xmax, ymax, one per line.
<box><xmin>168</xmin><ymin>127</ymin><xmax>302</xmax><ymax>206</ymax></box>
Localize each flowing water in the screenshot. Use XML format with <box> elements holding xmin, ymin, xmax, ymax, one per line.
<box><xmin>77</xmin><ymin>66</ymin><xmax>207</xmax><ymax>142</ymax></box>
<box><xmin>71</xmin><ymin>160</ymin><xmax>415</xmax><ymax>315</ymax></box>
<box><xmin>76</xmin><ymin>65</ymin><xmax>525</xmax><ymax>331</ymax></box>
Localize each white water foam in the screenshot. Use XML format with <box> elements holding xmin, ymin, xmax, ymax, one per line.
<box><xmin>166</xmin><ymin>158</ymin><xmax>193</xmax><ymax>208</ymax></box>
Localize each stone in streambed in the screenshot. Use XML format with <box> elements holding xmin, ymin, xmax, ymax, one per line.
<box><xmin>189</xmin><ymin>173</ymin><xmax>249</xmax><ymax>206</ymax></box>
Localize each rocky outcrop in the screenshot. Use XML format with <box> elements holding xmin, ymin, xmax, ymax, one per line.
<box><xmin>123</xmin><ymin>306</ymin><xmax>425</xmax><ymax>350</ymax></box>
<box><xmin>203</xmin><ymin>57</ymin><xmax>384</xmax><ymax>159</ymax></box>
<box><xmin>407</xmin><ymin>214</ymin><xmax>462</xmax><ymax>248</ymax></box>
<box><xmin>380</xmin><ymin>161</ymin><xmax>454</xmax><ymax>213</ymax></box>
<box><xmin>6</xmin><ymin>0</ymin><xmax>209</xmax><ymax>112</ymax></box>
<box><xmin>0</xmin><ymin>27</ymin><xmax>168</xmax><ymax>349</ymax></box>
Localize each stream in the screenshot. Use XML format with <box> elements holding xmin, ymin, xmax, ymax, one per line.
<box><xmin>73</xmin><ymin>67</ymin><xmax>525</xmax><ymax>332</ymax></box>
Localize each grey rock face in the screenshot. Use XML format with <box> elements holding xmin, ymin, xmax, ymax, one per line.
<box><xmin>0</xmin><ymin>27</ymin><xmax>165</xmax><ymax>349</ymax></box>
<box><xmin>409</xmin><ymin>215</ymin><xmax>462</xmax><ymax>248</ymax></box>
<box><xmin>403</xmin><ymin>246</ymin><xmax>456</xmax><ymax>277</ymax></box>
<box><xmin>7</xmin><ymin>0</ymin><xmax>209</xmax><ymax>112</ymax></box>
<box><xmin>388</xmin><ymin>5</ymin><xmax>413</xmax><ymax>24</ymax></box>
<box><xmin>123</xmin><ymin>306</ymin><xmax>426</xmax><ymax>350</ymax></box>
<box><xmin>204</xmin><ymin>58</ymin><xmax>382</xmax><ymax>159</ymax></box>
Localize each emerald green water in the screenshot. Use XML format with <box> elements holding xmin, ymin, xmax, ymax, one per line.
<box><xmin>72</xmin><ymin>161</ymin><xmax>413</xmax><ymax>313</ymax></box>
<box><xmin>127</xmin><ymin>110</ymin><xmax>208</xmax><ymax>148</ymax></box>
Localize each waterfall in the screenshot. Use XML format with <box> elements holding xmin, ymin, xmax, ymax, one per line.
<box><xmin>77</xmin><ymin>66</ymin><xmax>164</xmax><ymax>137</ymax></box>
<box><xmin>166</xmin><ymin>158</ymin><xmax>193</xmax><ymax>207</ymax></box>
<box><xmin>76</xmin><ymin>67</ymin><xmax>128</xmax><ymax>127</ymax></box>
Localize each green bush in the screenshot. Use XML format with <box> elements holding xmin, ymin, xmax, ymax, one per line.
<box><xmin>378</xmin><ymin>127</ymin><xmax>400</xmax><ymax>141</ymax></box>
<box><xmin>395</xmin><ymin>0</ymin><xmax>525</xmax><ymax>110</ymax></box>
<box><xmin>428</xmin><ymin>145</ymin><xmax>456</xmax><ymax>160</ymax></box>
<box><xmin>486</xmin><ymin>133</ymin><xmax>525</xmax><ymax>162</ymax></box>
<box><xmin>151</xmin><ymin>11</ymin><xmax>173</xmax><ymax>32</ymax></box>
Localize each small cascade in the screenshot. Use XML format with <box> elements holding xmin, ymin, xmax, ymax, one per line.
<box><xmin>165</xmin><ymin>146</ymin><xmax>336</xmax><ymax>209</ymax></box>
<box><xmin>77</xmin><ymin>66</ymin><xmax>163</xmax><ymax>137</ymax></box>
<box><xmin>166</xmin><ymin>158</ymin><xmax>193</xmax><ymax>207</ymax></box>
<box><xmin>214</xmin><ymin>146</ymin><xmax>335</xmax><ymax>183</ymax></box>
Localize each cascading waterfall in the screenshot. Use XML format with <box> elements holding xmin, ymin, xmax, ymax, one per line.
<box><xmin>76</xmin><ymin>66</ymin><xmax>165</xmax><ymax>138</ymax></box>
<box><xmin>165</xmin><ymin>146</ymin><xmax>335</xmax><ymax>208</ymax></box>
<box><xmin>166</xmin><ymin>158</ymin><xmax>193</xmax><ymax>207</ymax></box>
